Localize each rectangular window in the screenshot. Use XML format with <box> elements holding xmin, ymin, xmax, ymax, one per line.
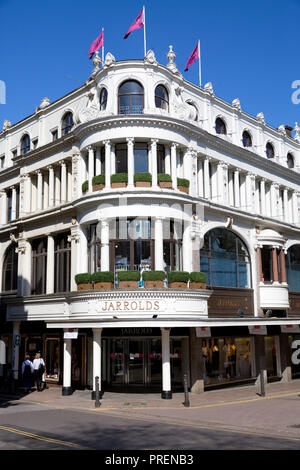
<box><xmin>54</xmin><ymin>233</ymin><xmax>71</xmax><ymax>293</ymax></box>
<box><xmin>52</xmin><ymin>129</ymin><xmax>58</xmax><ymax>141</ymax></box>
<box><xmin>31</xmin><ymin>239</ymin><xmax>47</xmax><ymax>295</ymax></box>
<box><xmin>134</xmin><ymin>143</ymin><xmax>148</xmax><ymax>173</ymax></box>
<box><xmin>115</xmin><ymin>144</ymin><xmax>127</xmax><ymax>173</ymax></box>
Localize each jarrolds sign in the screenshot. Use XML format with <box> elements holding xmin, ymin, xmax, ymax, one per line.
<box><xmin>99</xmin><ymin>300</ymin><xmax>161</xmax><ymax>312</ymax></box>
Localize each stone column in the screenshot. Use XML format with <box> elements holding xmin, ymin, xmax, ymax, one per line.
<box><xmin>62</xmin><ymin>336</ymin><xmax>72</xmax><ymax>395</ymax></box>
<box><xmin>228</xmin><ymin>170</ymin><xmax>234</xmax><ymax>206</ymax></box>
<box><xmin>17</xmin><ymin>239</ymin><xmax>32</xmax><ymax>296</ymax></box>
<box><xmin>240</xmin><ymin>173</ymin><xmax>246</xmax><ymax>210</ymax></box>
<box><xmin>292</xmin><ymin>191</ymin><xmax>299</xmax><ymax>225</ymax></box>
<box><xmin>104</xmin><ymin>140</ymin><xmax>111</xmax><ymax>190</ymax></box>
<box><xmin>61</xmin><ymin>160</ymin><xmax>67</xmax><ymax>203</ymax></box>
<box><xmin>0</xmin><ymin>191</ymin><xmax>7</xmax><ymax>224</ymax></box>
<box><xmin>234</xmin><ymin>169</ymin><xmax>240</xmax><ymax>208</ymax></box>
<box><xmin>43</xmin><ymin>172</ymin><xmax>49</xmax><ymax>209</ymax></box>
<box><xmin>161</xmin><ymin>328</ymin><xmax>172</xmax><ymax>399</ymax></box>
<box><xmin>12</xmin><ymin>321</ymin><xmax>21</xmax><ymax>384</ymax></box>
<box><xmin>11</xmin><ymin>186</ymin><xmax>17</xmax><ymax>220</ymax></box>
<box><xmin>88</xmin><ymin>146</ymin><xmax>94</xmax><ymax>193</ymax></box>
<box><xmin>110</xmin><ymin>144</ymin><xmax>116</xmax><ymax>175</ymax></box>
<box><xmin>217</xmin><ymin>161</ymin><xmax>224</xmax><ymax>204</ymax></box>
<box><xmin>283</xmin><ymin>188</ymin><xmax>289</xmax><ymax>223</ymax></box>
<box><xmin>190</xmin><ymin>150</ymin><xmax>198</xmax><ymax>197</ymax></box>
<box><xmin>55</xmin><ymin>166</ymin><xmax>61</xmax><ymax>206</ymax></box>
<box><xmin>151</xmin><ymin>139</ymin><xmax>158</xmax><ymax>188</ymax></box>
<box><xmin>183</xmin><ymin>220</ymin><xmax>192</xmax><ymax>273</ymax></box>
<box><xmin>246</xmin><ymin>173</ymin><xmax>256</xmax><ymax>213</ymax></box>
<box><xmin>270</xmin><ymin>183</ymin><xmax>279</xmax><ymax>218</ymax></box>
<box><xmin>71</xmin><ymin>148</ymin><xmax>81</xmax><ymax>201</ymax></box>
<box><xmin>36</xmin><ymin>170</ymin><xmax>43</xmax><ymax>211</ymax></box>
<box><xmin>127</xmin><ymin>137</ymin><xmax>135</xmax><ymax>189</ymax></box>
<box><xmin>197</xmin><ymin>158</ymin><xmax>204</xmax><ymax>198</ymax></box>
<box><xmin>258</xmin><ymin>247</ymin><xmax>264</xmax><ymax>283</ymax></box>
<box><xmin>68</xmin><ymin>225</ymin><xmax>80</xmax><ymax>292</ymax></box>
<box><xmin>95</xmin><ymin>148</ymin><xmax>101</xmax><ymax>175</ymax></box>
<box><xmin>101</xmin><ymin>219</ymin><xmax>110</xmax><ymax>271</ymax></box>
<box><xmin>165</xmin><ymin>145</ymin><xmax>171</xmax><ymax>175</ymax></box>
<box><xmin>260</xmin><ymin>178</ymin><xmax>266</xmax><ymax>215</ymax></box>
<box><xmin>92</xmin><ymin>328</ymin><xmax>102</xmax><ymax>399</ymax></box>
<box><xmin>47</xmin><ymin>166</ymin><xmax>54</xmax><ymax>207</ymax></box>
<box><xmin>211</xmin><ymin>163</ymin><xmax>218</xmax><ymax>202</ymax></box>
<box><xmin>204</xmin><ymin>157</ymin><xmax>211</xmax><ymax>199</ymax></box>
<box><xmin>155</xmin><ymin>217</ymin><xmax>164</xmax><ymax>271</ymax></box>
<box><xmin>280</xmin><ymin>249</ymin><xmax>287</xmax><ymax>284</ymax></box>
<box><xmin>272</xmin><ymin>247</ymin><xmax>279</xmax><ymax>284</ymax></box>
<box><xmin>171</xmin><ymin>143</ymin><xmax>178</xmax><ymax>190</ymax></box>
<box><xmin>46</xmin><ymin>235</ymin><xmax>55</xmax><ymax>294</ymax></box>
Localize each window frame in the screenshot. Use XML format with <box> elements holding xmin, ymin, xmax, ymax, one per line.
<box><xmin>118</xmin><ymin>80</ymin><xmax>144</xmax><ymax>115</ymax></box>
<box><xmin>61</xmin><ymin>112</ymin><xmax>74</xmax><ymax>136</ymax></box>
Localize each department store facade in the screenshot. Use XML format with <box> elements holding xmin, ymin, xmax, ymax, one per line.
<box><xmin>1</xmin><ymin>48</ymin><xmax>300</xmax><ymax>397</ymax></box>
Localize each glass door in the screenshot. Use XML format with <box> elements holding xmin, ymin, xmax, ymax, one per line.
<box><xmin>128</xmin><ymin>340</ymin><xmax>145</xmax><ymax>385</ymax></box>
<box><xmin>110</xmin><ymin>339</ymin><xmax>125</xmax><ymax>384</ymax></box>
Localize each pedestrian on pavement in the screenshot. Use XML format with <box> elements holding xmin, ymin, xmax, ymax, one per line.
<box><xmin>22</xmin><ymin>355</ymin><xmax>33</xmax><ymax>393</ymax></box>
<box><xmin>33</xmin><ymin>352</ymin><xmax>45</xmax><ymax>392</ymax></box>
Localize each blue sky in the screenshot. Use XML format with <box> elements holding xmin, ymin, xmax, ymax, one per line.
<box><xmin>1</xmin><ymin>0</ymin><xmax>300</xmax><ymax>130</ymax></box>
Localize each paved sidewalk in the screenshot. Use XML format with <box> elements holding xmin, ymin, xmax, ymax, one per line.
<box><xmin>1</xmin><ymin>380</ymin><xmax>300</xmax><ymax>441</ymax></box>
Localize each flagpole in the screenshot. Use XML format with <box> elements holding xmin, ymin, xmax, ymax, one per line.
<box><xmin>102</xmin><ymin>28</ymin><xmax>104</xmax><ymax>64</ymax></box>
<box><xmin>143</xmin><ymin>5</ymin><xmax>147</xmax><ymax>57</ymax></box>
<box><xmin>198</xmin><ymin>40</ymin><xmax>202</xmax><ymax>88</ymax></box>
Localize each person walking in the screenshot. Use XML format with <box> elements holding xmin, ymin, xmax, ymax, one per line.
<box><xmin>21</xmin><ymin>355</ymin><xmax>33</xmax><ymax>393</ymax></box>
<box><xmin>33</xmin><ymin>352</ymin><xmax>45</xmax><ymax>392</ymax></box>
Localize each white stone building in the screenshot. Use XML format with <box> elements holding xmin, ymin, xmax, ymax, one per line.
<box><xmin>1</xmin><ymin>48</ymin><xmax>300</xmax><ymax>397</ymax></box>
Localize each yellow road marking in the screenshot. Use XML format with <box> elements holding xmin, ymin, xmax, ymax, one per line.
<box><xmin>0</xmin><ymin>425</ymin><xmax>85</xmax><ymax>449</ymax></box>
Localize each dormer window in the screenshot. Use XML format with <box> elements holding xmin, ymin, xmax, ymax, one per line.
<box><xmin>118</xmin><ymin>80</ymin><xmax>144</xmax><ymax>115</ymax></box>
<box><xmin>287</xmin><ymin>152</ymin><xmax>294</xmax><ymax>168</ymax></box>
<box><xmin>242</xmin><ymin>131</ymin><xmax>252</xmax><ymax>148</ymax></box>
<box><xmin>215</xmin><ymin>118</ymin><xmax>227</xmax><ymax>135</ymax></box>
<box><xmin>21</xmin><ymin>134</ymin><xmax>30</xmax><ymax>155</ymax></box>
<box><xmin>155</xmin><ymin>85</ymin><xmax>169</xmax><ymax>111</ymax></box>
<box><xmin>100</xmin><ymin>88</ymin><xmax>108</xmax><ymax>111</ymax></box>
<box><xmin>62</xmin><ymin>112</ymin><xmax>74</xmax><ymax>136</ymax></box>
<box><xmin>266</xmin><ymin>142</ymin><xmax>275</xmax><ymax>159</ymax></box>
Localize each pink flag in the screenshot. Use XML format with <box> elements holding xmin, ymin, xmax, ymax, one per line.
<box><xmin>184</xmin><ymin>43</ymin><xmax>199</xmax><ymax>72</ymax></box>
<box><xmin>89</xmin><ymin>30</ymin><xmax>104</xmax><ymax>60</ymax></box>
<box><xmin>124</xmin><ymin>9</ymin><xmax>144</xmax><ymax>39</ymax></box>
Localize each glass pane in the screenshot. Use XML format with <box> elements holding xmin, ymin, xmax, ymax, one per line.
<box><xmin>128</xmin><ymin>340</ymin><xmax>144</xmax><ymax>384</ymax></box>
<box><xmin>131</xmin><ymin>95</ymin><xmax>143</xmax><ymax>114</ymax></box>
<box><xmin>170</xmin><ymin>339</ymin><xmax>182</xmax><ymax>385</ymax></box>
<box><xmin>134</xmin><ymin>144</ymin><xmax>148</xmax><ymax>173</ymax></box>
<box><xmin>150</xmin><ymin>339</ymin><xmax>162</xmax><ymax>384</ymax></box>
<box><xmin>45</xmin><ymin>339</ymin><xmax>60</xmax><ymax>381</ymax></box>
<box><xmin>110</xmin><ymin>340</ymin><xmax>125</xmax><ymax>384</ymax></box>
<box><xmin>264</xmin><ymin>337</ymin><xmax>277</xmax><ymax>377</ymax></box>
<box><xmin>200</xmin><ymin>256</ymin><xmax>210</xmax><ymax>286</ymax></box>
<box><xmin>134</xmin><ymin>241</ymin><xmax>151</xmax><ymax>269</ymax></box>
<box><xmin>115</xmin><ymin>241</ymin><xmax>130</xmax><ymax>270</ymax></box>
<box><xmin>119</xmin><ymin>81</ymin><xmax>143</xmax><ymax>94</ymax></box>
<box><xmin>238</xmin><ymin>262</ymin><xmax>250</xmax><ymax>288</ymax></box>
<box><xmin>119</xmin><ymin>95</ymin><xmax>130</xmax><ymax>115</ymax></box>
<box><xmin>211</xmin><ymin>258</ymin><xmax>237</xmax><ymax>287</ymax></box>
<box><xmin>115</xmin><ymin>146</ymin><xmax>128</xmax><ymax>173</ymax></box>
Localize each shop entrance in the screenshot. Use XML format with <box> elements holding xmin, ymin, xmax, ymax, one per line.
<box><xmin>108</xmin><ymin>338</ymin><xmax>183</xmax><ymax>388</ymax></box>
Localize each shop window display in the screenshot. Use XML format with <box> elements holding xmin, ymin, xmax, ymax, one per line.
<box><xmin>202</xmin><ymin>337</ymin><xmax>252</xmax><ymax>384</ymax></box>
<box><xmin>264</xmin><ymin>336</ymin><xmax>278</xmax><ymax>377</ymax></box>
<box><xmin>45</xmin><ymin>338</ymin><xmax>60</xmax><ymax>381</ymax></box>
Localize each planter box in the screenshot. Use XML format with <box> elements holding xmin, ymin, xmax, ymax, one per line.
<box><xmin>178</xmin><ymin>186</ymin><xmax>189</xmax><ymax>194</ymax></box>
<box><xmin>190</xmin><ymin>282</ymin><xmax>206</xmax><ymax>290</ymax></box>
<box><xmin>159</xmin><ymin>181</ymin><xmax>172</xmax><ymax>189</ymax></box>
<box><xmin>135</xmin><ymin>181</ymin><xmax>151</xmax><ymax>188</ymax></box>
<box><xmin>112</xmin><ymin>182</ymin><xmax>127</xmax><ymax>189</ymax></box>
<box><xmin>169</xmin><ymin>282</ymin><xmax>188</xmax><ymax>289</ymax></box>
<box><xmin>94</xmin><ymin>281</ymin><xmax>113</xmax><ymax>290</ymax></box>
<box><xmin>119</xmin><ymin>281</ymin><xmax>139</xmax><ymax>289</ymax></box>
<box><xmin>77</xmin><ymin>283</ymin><xmax>93</xmax><ymax>291</ymax></box>
<box><xmin>82</xmin><ymin>190</ymin><xmax>88</xmax><ymax>196</ymax></box>
<box><xmin>144</xmin><ymin>280</ymin><xmax>165</xmax><ymax>289</ymax></box>
<box><xmin>93</xmin><ymin>184</ymin><xmax>105</xmax><ymax>191</ymax></box>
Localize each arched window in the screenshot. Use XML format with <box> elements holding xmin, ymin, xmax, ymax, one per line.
<box><xmin>215</xmin><ymin>118</ymin><xmax>227</xmax><ymax>135</ymax></box>
<box><xmin>21</xmin><ymin>134</ymin><xmax>30</xmax><ymax>155</ymax></box>
<box><xmin>2</xmin><ymin>244</ymin><xmax>18</xmax><ymax>293</ymax></box>
<box><xmin>286</xmin><ymin>245</ymin><xmax>300</xmax><ymax>292</ymax></box>
<box><xmin>266</xmin><ymin>142</ymin><xmax>275</xmax><ymax>159</ymax></box>
<box><xmin>242</xmin><ymin>131</ymin><xmax>252</xmax><ymax>148</ymax></box>
<box><xmin>200</xmin><ymin>228</ymin><xmax>251</xmax><ymax>288</ymax></box>
<box><xmin>118</xmin><ymin>80</ymin><xmax>144</xmax><ymax>115</ymax></box>
<box><xmin>287</xmin><ymin>153</ymin><xmax>294</xmax><ymax>169</ymax></box>
<box><xmin>155</xmin><ymin>85</ymin><xmax>169</xmax><ymax>111</ymax></box>
<box><xmin>61</xmin><ymin>112</ymin><xmax>74</xmax><ymax>136</ymax></box>
<box><xmin>100</xmin><ymin>88</ymin><xmax>108</xmax><ymax>111</ymax></box>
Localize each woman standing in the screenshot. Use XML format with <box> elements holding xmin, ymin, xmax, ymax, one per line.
<box><xmin>33</xmin><ymin>352</ymin><xmax>45</xmax><ymax>392</ymax></box>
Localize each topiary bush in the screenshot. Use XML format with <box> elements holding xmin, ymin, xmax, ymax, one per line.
<box><xmin>168</xmin><ymin>271</ymin><xmax>189</xmax><ymax>283</ymax></box>
<box><xmin>111</xmin><ymin>173</ymin><xmax>128</xmax><ymax>184</ymax></box>
<box><xmin>118</xmin><ymin>271</ymin><xmax>140</xmax><ymax>282</ymax></box>
<box><xmin>91</xmin><ymin>271</ymin><xmax>114</xmax><ymax>283</ymax></box>
<box><xmin>75</xmin><ymin>273</ymin><xmax>92</xmax><ymax>285</ymax></box>
<box><xmin>92</xmin><ymin>174</ymin><xmax>105</xmax><ymax>186</ymax></box>
<box><xmin>177</xmin><ymin>178</ymin><xmax>190</xmax><ymax>188</ymax></box>
<box><xmin>82</xmin><ymin>180</ymin><xmax>88</xmax><ymax>193</ymax></box>
<box><xmin>142</xmin><ymin>271</ymin><xmax>166</xmax><ymax>281</ymax></box>
<box><xmin>134</xmin><ymin>172</ymin><xmax>152</xmax><ymax>183</ymax></box>
<box><xmin>158</xmin><ymin>173</ymin><xmax>172</xmax><ymax>183</ymax></box>
<box><xmin>189</xmin><ymin>272</ymin><xmax>207</xmax><ymax>283</ymax></box>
